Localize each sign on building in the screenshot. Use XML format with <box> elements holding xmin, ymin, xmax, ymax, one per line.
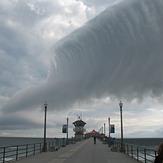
<box><xmin>62</xmin><ymin>124</ymin><xmax>67</xmax><ymax>133</ymax></box>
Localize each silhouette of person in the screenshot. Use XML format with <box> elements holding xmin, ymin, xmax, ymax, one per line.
<box><xmin>154</xmin><ymin>142</ymin><xmax>163</xmax><ymax>163</ymax></box>
<box><xmin>94</xmin><ymin>136</ymin><xmax>96</xmax><ymax>144</ymax></box>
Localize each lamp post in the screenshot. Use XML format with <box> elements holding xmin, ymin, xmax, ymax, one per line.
<box><xmin>119</xmin><ymin>101</ymin><xmax>124</xmax><ymax>152</ymax></box>
<box><xmin>108</xmin><ymin>117</ymin><xmax>110</xmax><ymax>138</ymax></box>
<box><xmin>42</xmin><ymin>101</ymin><xmax>48</xmax><ymax>152</ymax></box>
<box><xmin>104</xmin><ymin>123</ymin><xmax>106</xmax><ymax>136</ymax></box>
<box><xmin>67</xmin><ymin>117</ymin><xmax>69</xmax><ymax>145</ymax></box>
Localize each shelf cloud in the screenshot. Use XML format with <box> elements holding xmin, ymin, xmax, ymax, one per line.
<box><xmin>2</xmin><ymin>0</ymin><xmax>163</xmax><ymax>113</ymax></box>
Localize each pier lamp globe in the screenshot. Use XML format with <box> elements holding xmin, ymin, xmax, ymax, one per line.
<box><xmin>119</xmin><ymin>101</ymin><xmax>123</xmax><ymax>109</ymax></box>
<box><xmin>43</xmin><ymin>101</ymin><xmax>48</xmax><ymax>152</ymax></box>
<box><xmin>119</xmin><ymin>101</ymin><xmax>124</xmax><ymax>152</ymax></box>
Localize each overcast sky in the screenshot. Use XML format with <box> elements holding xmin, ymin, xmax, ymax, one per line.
<box><xmin>0</xmin><ymin>0</ymin><xmax>163</xmax><ymax>139</ymax></box>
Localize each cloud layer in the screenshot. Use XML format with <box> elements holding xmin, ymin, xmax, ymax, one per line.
<box><xmin>2</xmin><ymin>0</ymin><xmax>163</xmax><ymax>113</ymax></box>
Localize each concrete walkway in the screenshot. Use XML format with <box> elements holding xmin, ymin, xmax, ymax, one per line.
<box><xmin>15</xmin><ymin>139</ymin><xmax>139</xmax><ymax>163</ymax></box>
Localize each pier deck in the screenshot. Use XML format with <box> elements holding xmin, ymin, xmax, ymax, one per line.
<box><xmin>15</xmin><ymin>138</ymin><xmax>139</xmax><ymax>163</ymax></box>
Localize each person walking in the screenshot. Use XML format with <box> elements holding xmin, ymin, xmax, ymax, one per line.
<box><xmin>93</xmin><ymin>136</ymin><xmax>96</xmax><ymax>144</ymax></box>
<box><xmin>154</xmin><ymin>142</ymin><xmax>163</xmax><ymax>163</ymax></box>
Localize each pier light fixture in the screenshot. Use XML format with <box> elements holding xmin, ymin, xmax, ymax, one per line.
<box><xmin>42</xmin><ymin>101</ymin><xmax>48</xmax><ymax>152</ymax></box>
<box><xmin>119</xmin><ymin>101</ymin><xmax>124</xmax><ymax>152</ymax></box>
<box><xmin>67</xmin><ymin>117</ymin><xmax>69</xmax><ymax>145</ymax></box>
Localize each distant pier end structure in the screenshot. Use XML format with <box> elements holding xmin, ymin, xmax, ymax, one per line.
<box><xmin>73</xmin><ymin>116</ymin><xmax>86</xmax><ymax>141</ymax></box>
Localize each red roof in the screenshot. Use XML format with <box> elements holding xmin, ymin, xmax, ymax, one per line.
<box><xmin>89</xmin><ymin>130</ymin><xmax>99</xmax><ymax>135</ymax></box>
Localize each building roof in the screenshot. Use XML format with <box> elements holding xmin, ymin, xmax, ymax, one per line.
<box><xmin>73</xmin><ymin>120</ymin><xmax>86</xmax><ymax>126</ymax></box>
<box><xmin>89</xmin><ymin>130</ymin><xmax>99</xmax><ymax>135</ymax></box>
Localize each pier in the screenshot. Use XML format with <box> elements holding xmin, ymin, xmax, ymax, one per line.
<box><xmin>13</xmin><ymin>138</ymin><xmax>139</xmax><ymax>163</ymax></box>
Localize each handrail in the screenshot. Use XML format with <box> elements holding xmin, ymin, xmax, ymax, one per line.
<box><xmin>0</xmin><ymin>138</ymin><xmax>67</xmax><ymax>163</ymax></box>
<box><xmin>114</xmin><ymin>141</ymin><xmax>157</xmax><ymax>163</ymax></box>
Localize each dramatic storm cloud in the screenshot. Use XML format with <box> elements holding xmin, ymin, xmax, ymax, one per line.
<box><xmin>2</xmin><ymin>0</ymin><xmax>163</xmax><ymax>113</ymax></box>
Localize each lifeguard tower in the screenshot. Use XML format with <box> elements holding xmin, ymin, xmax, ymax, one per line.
<box><xmin>73</xmin><ymin>116</ymin><xmax>86</xmax><ymax>141</ymax></box>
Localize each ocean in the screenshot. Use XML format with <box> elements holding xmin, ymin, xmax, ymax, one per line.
<box><xmin>123</xmin><ymin>138</ymin><xmax>163</xmax><ymax>150</ymax></box>
<box><xmin>0</xmin><ymin>137</ymin><xmax>163</xmax><ymax>150</ymax></box>
<box><xmin>0</xmin><ymin>137</ymin><xmax>55</xmax><ymax>147</ymax></box>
